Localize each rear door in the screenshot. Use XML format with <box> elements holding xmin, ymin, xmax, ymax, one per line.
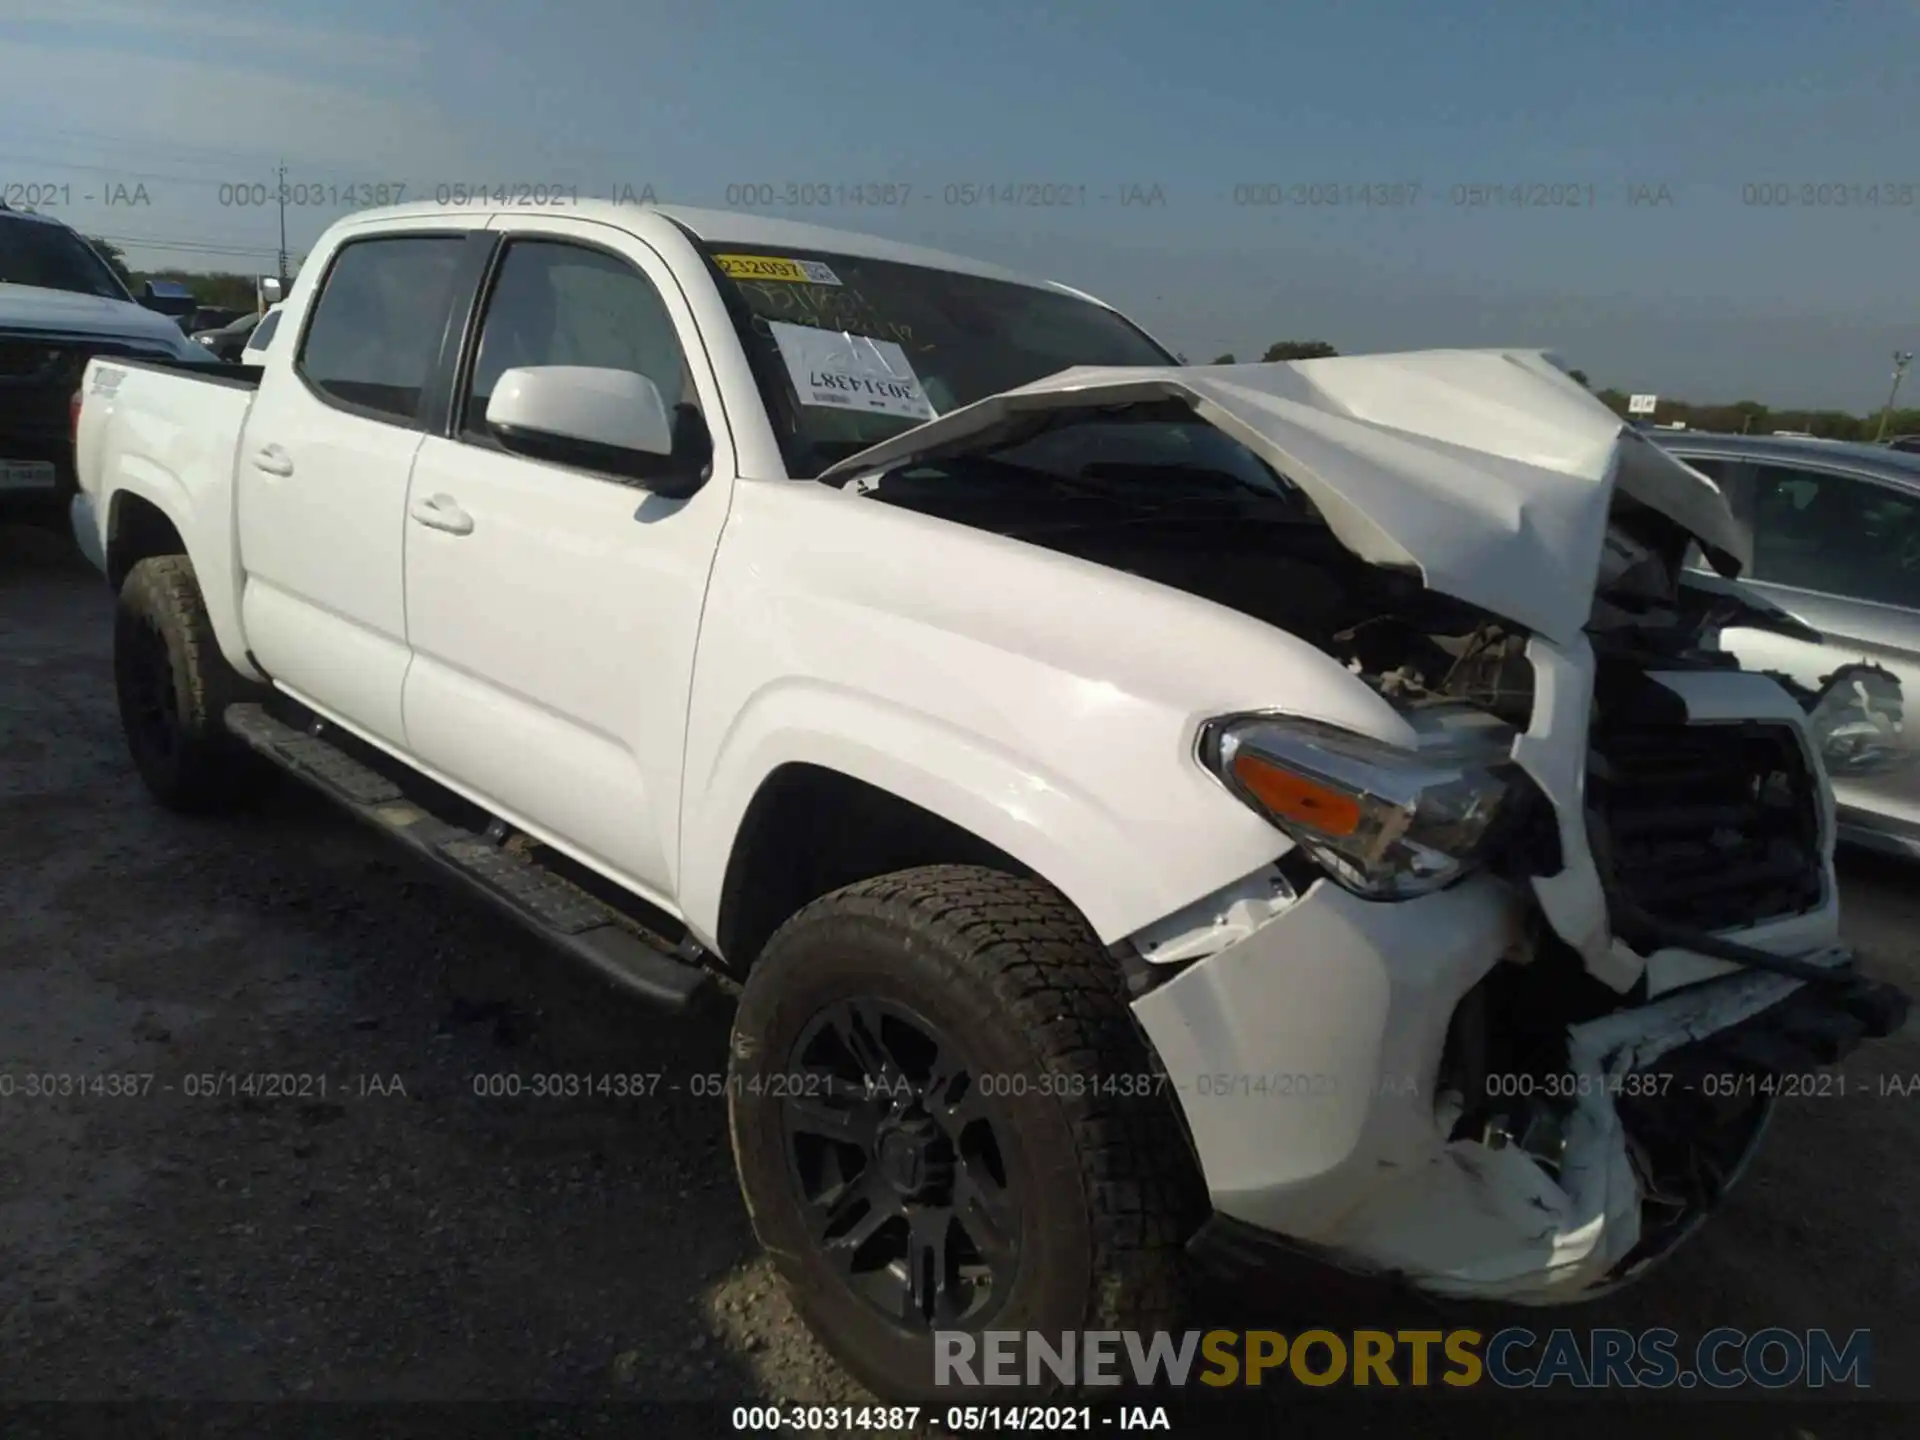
<box><xmin>236</xmin><ymin>226</ymin><xmax>474</xmax><ymax>746</ymax></box>
<box><xmin>1714</xmin><ymin>457</ymin><xmax>1920</xmax><ymax>838</ymax></box>
<box><xmin>399</xmin><ymin>218</ymin><xmax>735</xmax><ymax>908</ymax></box>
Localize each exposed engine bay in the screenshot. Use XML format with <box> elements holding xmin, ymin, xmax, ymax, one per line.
<box><xmin>839</xmin><ymin>402</ymin><xmax>1541</xmax><ymax>721</ymax></box>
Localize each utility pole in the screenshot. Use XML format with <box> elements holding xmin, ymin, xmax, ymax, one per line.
<box><xmin>276</xmin><ymin>160</ymin><xmax>289</xmax><ymax>289</ymax></box>
<box><xmin>1875</xmin><ymin>350</ymin><xmax>1914</xmax><ymax>441</ymax></box>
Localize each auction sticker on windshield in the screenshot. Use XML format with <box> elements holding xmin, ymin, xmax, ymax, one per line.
<box><xmin>769</xmin><ymin>320</ymin><xmax>935</xmax><ymax>421</ymax></box>
<box><xmin>715</xmin><ymin>253</ymin><xmax>841</xmax><ymax>285</ymax></box>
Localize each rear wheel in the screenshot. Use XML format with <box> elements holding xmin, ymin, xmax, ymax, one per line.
<box><xmin>113</xmin><ymin>555</ymin><xmax>254</xmax><ymax>813</ymax></box>
<box><xmin>727</xmin><ymin>865</ymin><xmax>1203</xmax><ymax>1403</ymax></box>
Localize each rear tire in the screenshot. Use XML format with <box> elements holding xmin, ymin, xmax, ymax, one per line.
<box><xmin>113</xmin><ymin>555</ymin><xmax>254</xmax><ymax>813</ymax></box>
<box><xmin>727</xmin><ymin>864</ymin><xmax>1203</xmax><ymax>1403</ymax></box>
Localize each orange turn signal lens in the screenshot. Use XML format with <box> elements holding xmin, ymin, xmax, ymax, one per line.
<box><xmin>1231</xmin><ymin>752</ymin><xmax>1363</xmax><ymax>837</ymax></box>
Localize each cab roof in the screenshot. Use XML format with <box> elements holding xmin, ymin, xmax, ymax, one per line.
<box><xmin>329</xmin><ymin>197</ymin><xmax>1103</xmax><ymax>302</ymax></box>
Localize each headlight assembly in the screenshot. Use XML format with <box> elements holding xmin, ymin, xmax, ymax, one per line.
<box><xmin>1198</xmin><ymin>705</ymin><xmax>1520</xmax><ymax>899</ymax></box>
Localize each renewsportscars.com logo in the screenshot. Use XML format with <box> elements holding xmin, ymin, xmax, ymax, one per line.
<box><xmin>934</xmin><ymin>1327</ymin><xmax>1874</xmax><ymax>1390</ymax></box>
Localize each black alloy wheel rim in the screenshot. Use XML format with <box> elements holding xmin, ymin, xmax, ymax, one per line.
<box><xmin>781</xmin><ymin>996</ymin><xmax>1022</xmax><ymax>1330</ymax></box>
<box><xmin>120</xmin><ymin>615</ymin><xmax>179</xmax><ymax>767</ymax></box>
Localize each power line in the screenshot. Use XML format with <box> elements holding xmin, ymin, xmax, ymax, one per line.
<box><xmin>87</xmin><ymin>232</ymin><xmax>283</xmax><ymax>260</ymax></box>
<box><xmin>0</xmin><ymin>151</ymin><xmax>233</xmax><ymax>187</ymax></box>
<box><xmin>88</xmin><ymin>231</ymin><xmax>279</xmax><ymax>252</ymax></box>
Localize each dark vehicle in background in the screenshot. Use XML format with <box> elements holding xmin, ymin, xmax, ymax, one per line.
<box><xmin>182</xmin><ymin>304</ymin><xmax>245</xmax><ymax>336</ymax></box>
<box><xmin>137</xmin><ymin>279</ymin><xmax>197</xmax><ymax>323</ymax></box>
<box><xmin>1655</xmin><ymin>432</ymin><xmax>1920</xmax><ymax>858</ymax></box>
<box><xmin>1884</xmin><ymin>434</ymin><xmax>1920</xmax><ymax>456</ymax></box>
<box><xmin>0</xmin><ymin>201</ymin><xmax>203</xmax><ymax>523</ymax></box>
<box><xmin>190</xmin><ymin>310</ymin><xmax>261</xmax><ymax>361</ymax></box>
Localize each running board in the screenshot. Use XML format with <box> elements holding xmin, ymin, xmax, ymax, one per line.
<box><xmin>223</xmin><ymin>703</ymin><xmax>711</xmax><ymax>1012</ymax></box>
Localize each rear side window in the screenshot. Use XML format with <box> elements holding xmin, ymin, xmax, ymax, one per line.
<box><xmin>297</xmin><ymin>236</ymin><xmax>464</xmax><ymax>422</ymax></box>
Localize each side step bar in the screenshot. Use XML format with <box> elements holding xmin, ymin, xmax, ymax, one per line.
<box><xmin>224</xmin><ymin>703</ymin><xmax>711</xmax><ymax>1012</ymax></box>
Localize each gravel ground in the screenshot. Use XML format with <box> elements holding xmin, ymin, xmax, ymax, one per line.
<box><xmin>3</xmin><ymin>520</ymin><xmax>1916</xmax><ymax>1437</ymax></box>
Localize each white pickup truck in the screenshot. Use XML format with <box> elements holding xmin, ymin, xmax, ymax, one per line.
<box><xmin>72</xmin><ymin>199</ymin><xmax>1906</xmax><ymax>1400</ymax></box>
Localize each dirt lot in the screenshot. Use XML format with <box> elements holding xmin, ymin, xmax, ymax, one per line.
<box><xmin>2</xmin><ymin>520</ymin><xmax>1916</xmax><ymax>1436</ymax></box>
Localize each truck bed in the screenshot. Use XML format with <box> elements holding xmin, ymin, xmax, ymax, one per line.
<box><xmin>73</xmin><ymin>354</ymin><xmax>263</xmax><ymax>672</ymax></box>
<box><xmin>107</xmin><ymin>354</ymin><xmax>264</xmax><ymax>390</ymax></box>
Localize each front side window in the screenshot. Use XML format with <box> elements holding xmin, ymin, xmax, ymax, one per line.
<box><xmin>461</xmin><ymin>239</ymin><xmax>697</xmax><ymax>440</ymax></box>
<box><xmin>702</xmin><ymin>244</ymin><xmax>1173</xmax><ymax>478</ymax></box>
<box><xmin>1748</xmin><ymin>463</ymin><xmax>1920</xmax><ymax>609</ymax></box>
<box><xmin>297</xmin><ymin>235</ymin><xmax>465</xmax><ymax>422</ymax></box>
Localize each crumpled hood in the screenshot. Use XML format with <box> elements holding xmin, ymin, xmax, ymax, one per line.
<box><xmin>0</xmin><ymin>283</ymin><xmax>196</xmax><ymax>356</ymax></box>
<box><xmin>818</xmin><ymin>349</ymin><xmax>1750</xmax><ymax>647</ymax></box>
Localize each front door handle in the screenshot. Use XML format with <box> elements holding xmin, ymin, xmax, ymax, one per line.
<box><xmin>409</xmin><ymin>493</ymin><xmax>474</xmax><ymax>536</ymax></box>
<box><xmin>250</xmin><ymin>444</ymin><xmax>293</xmax><ymax>477</ymax></box>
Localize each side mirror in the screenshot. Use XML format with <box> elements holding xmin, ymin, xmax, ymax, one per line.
<box><xmin>257</xmin><ymin>275</ymin><xmax>285</xmax><ymax>310</ymax></box>
<box><xmin>487</xmin><ymin>366</ymin><xmax>699</xmax><ymax>491</ymax></box>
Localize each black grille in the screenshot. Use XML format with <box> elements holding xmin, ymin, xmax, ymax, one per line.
<box><xmin>0</xmin><ymin>335</ymin><xmax>168</xmax><ymax>389</ymax></box>
<box><xmin>1587</xmin><ymin>720</ymin><xmax>1823</xmax><ymax>933</ymax></box>
<box><xmin>0</xmin><ymin>339</ymin><xmax>67</xmax><ymax>381</ymax></box>
<box><xmin>0</xmin><ymin>335</ymin><xmax>169</xmax><ymax>455</ymax></box>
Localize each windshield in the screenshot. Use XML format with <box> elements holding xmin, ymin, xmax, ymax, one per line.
<box><xmin>700</xmin><ymin>243</ymin><xmax>1174</xmax><ymax>478</ymax></box>
<box><xmin>0</xmin><ymin>216</ymin><xmax>131</xmax><ymax>300</ymax></box>
<box><xmin>856</xmin><ymin>404</ymin><xmax>1316</xmax><ymax>523</ymax></box>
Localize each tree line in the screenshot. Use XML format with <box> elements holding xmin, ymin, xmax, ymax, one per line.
<box><xmin>1206</xmin><ymin>341</ymin><xmax>1920</xmax><ymax>441</ymax></box>
<box><xmin>85</xmin><ymin>236</ymin><xmax>265</xmax><ymax>313</ymax></box>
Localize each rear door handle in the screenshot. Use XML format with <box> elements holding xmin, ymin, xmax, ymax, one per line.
<box><xmin>250</xmin><ymin>444</ymin><xmax>293</xmax><ymax>477</ymax></box>
<box><xmin>409</xmin><ymin>493</ymin><xmax>474</xmax><ymax>536</ymax></box>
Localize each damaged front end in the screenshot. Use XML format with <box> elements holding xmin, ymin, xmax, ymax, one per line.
<box><xmin>823</xmin><ymin>350</ymin><xmax>1910</xmax><ymax>1301</ymax></box>
<box><xmin>1396</xmin><ymin>492</ymin><xmax>1909</xmax><ymax>1299</ymax></box>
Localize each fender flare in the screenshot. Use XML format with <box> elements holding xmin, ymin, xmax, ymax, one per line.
<box><xmin>104</xmin><ymin>466</ymin><xmax>257</xmax><ymax>682</ymax></box>
<box><xmin>677</xmin><ymin>681</ymin><xmax>1231</xmax><ymax>950</ymax></box>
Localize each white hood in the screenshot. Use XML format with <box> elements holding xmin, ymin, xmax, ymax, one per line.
<box><xmin>0</xmin><ymin>283</ymin><xmax>197</xmax><ymax>357</ymax></box>
<box><xmin>818</xmin><ymin>349</ymin><xmax>1749</xmax><ymax>647</ymax></box>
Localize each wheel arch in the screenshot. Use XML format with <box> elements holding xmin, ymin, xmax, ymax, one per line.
<box><xmin>103</xmin><ymin>474</ymin><xmax>259</xmax><ymax>683</ymax></box>
<box><xmin>711</xmin><ymin>762</ymin><xmax>1042</xmax><ymax>975</ymax></box>
<box><xmin>106</xmin><ymin>488</ymin><xmax>188</xmax><ymax>590</ymax></box>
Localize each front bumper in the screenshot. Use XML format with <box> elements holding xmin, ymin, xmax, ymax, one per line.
<box><xmin>1133</xmin><ymin>875</ymin><xmax>1906</xmax><ymax>1304</ymax></box>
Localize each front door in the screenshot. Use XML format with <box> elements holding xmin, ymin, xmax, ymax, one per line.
<box><xmin>400</xmin><ymin>221</ymin><xmax>734</xmax><ymax>910</ymax></box>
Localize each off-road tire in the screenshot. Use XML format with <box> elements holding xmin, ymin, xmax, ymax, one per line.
<box><xmin>727</xmin><ymin>864</ymin><xmax>1205</xmax><ymax>1403</ymax></box>
<box><xmin>113</xmin><ymin>555</ymin><xmax>254</xmax><ymax>813</ymax></box>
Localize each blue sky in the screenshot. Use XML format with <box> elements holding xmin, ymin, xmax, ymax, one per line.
<box><xmin>1</xmin><ymin>0</ymin><xmax>1915</xmax><ymax>408</ymax></box>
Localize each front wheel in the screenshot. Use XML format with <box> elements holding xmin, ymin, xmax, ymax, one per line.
<box><xmin>727</xmin><ymin>865</ymin><xmax>1203</xmax><ymax>1403</ymax></box>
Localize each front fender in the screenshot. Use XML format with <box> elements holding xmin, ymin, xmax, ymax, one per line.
<box><xmin>675</xmin><ymin>677</ymin><xmax>1283</xmax><ymax>949</ymax></box>
<box><xmin>674</xmin><ymin>478</ymin><xmax>1428</xmax><ymax>951</ymax></box>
